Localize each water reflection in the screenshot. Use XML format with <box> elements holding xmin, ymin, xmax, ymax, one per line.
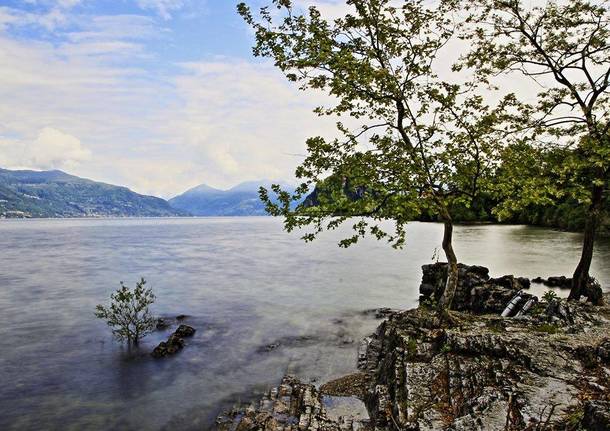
<box><xmin>0</xmin><ymin>218</ymin><xmax>607</xmax><ymax>430</ymax></box>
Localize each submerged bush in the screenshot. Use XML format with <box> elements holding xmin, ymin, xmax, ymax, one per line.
<box><xmin>95</xmin><ymin>278</ymin><xmax>156</xmax><ymax>345</ymax></box>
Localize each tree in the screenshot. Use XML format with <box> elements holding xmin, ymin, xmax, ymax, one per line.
<box><xmin>460</xmin><ymin>0</ymin><xmax>610</xmax><ymax>303</ymax></box>
<box><xmin>95</xmin><ymin>278</ymin><xmax>156</xmax><ymax>345</ymax></box>
<box><xmin>239</xmin><ymin>0</ymin><xmax>511</xmax><ymax>309</ymax></box>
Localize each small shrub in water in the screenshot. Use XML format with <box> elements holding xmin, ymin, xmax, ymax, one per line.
<box><xmin>95</xmin><ymin>278</ymin><xmax>156</xmax><ymax>345</ymax></box>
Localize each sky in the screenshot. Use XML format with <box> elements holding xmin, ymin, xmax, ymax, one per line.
<box><xmin>0</xmin><ymin>0</ymin><xmax>352</xmax><ymax>197</ymax></box>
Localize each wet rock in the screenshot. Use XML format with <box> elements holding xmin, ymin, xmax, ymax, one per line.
<box><xmin>259</xmin><ymin>342</ymin><xmax>281</xmax><ymax>353</ymax></box>
<box><xmin>156</xmin><ymin>318</ymin><xmax>171</xmax><ymax>330</ymax></box>
<box><xmin>174</xmin><ymin>324</ymin><xmax>196</xmax><ymax>337</ymax></box>
<box><xmin>257</xmin><ymin>334</ymin><xmax>323</xmax><ymax>354</ymax></box>
<box><xmin>151</xmin><ymin>334</ymin><xmax>185</xmax><ymax>358</ymax></box>
<box><xmin>362</xmin><ymin>307</ymin><xmax>399</xmax><ymax>319</ymax></box>
<box><xmin>151</xmin><ymin>325</ymin><xmax>195</xmax><ymax>358</ymax></box>
<box><xmin>151</xmin><ymin>341</ymin><xmax>169</xmax><ymax>358</ymax></box>
<box><xmin>176</xmin><ymin>314</ymin><xmax>188</xmax><ymax>321</ymax></box>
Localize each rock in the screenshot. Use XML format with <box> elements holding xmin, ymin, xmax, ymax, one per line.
<box><xmin>362</xmin><ymin>307</ymin><xmax>399</xmax><ymax>319</ymax></box>
<box><xmin>320</xmin><ymin>373</ymin><xmax>371</xmax><ymax>399</ymax></box>
<box><xmin>532</xmin><ymin>276</ymin><xmax>603</xmax><ymax>304</ymax></box>
<box><xmin>545</xmin><ymin>275</ymin><xmax>571</xmax><ymax>288</ymax></box>
<box><xmin>597</xmin><ymin>338</ymin><xmax>610</xmax><ymax>364</ymax></box>
<box><xmin>582</xmin><ymin>401</ymin><xmax>610</xmax><ymax>431</ymax></box>
<box><xmin>151</xmin><ymin>341</ymin><xmax>168</xmax><ymax>358</ymax></box>
<box><xmin>359</xmin><ymin>293</ymin><xmax>610</xmax><ymax>430</ymax></box>
<box><xmin>156</xmin><ymin>318</ymin><xmax>170</xmax><ymax>330</ymax></box>
<box><xmin>214</xmin><ymin>375</ymin><xmax>371</xmax><ymax>431</ymax></box>
<box><xmin>174</xmin><ymin>324</ymin><xmax>196</xmax><ymax>337</ymax></box>
<box><xmin>176</xmin><ymin>314</ymin><xmax>188</xmax><ymax>321</ymax></box>
<box><xmin>151</xmin><ymin>333</ymin><xmax>185</xmax><ymax>358</ymax></box>
<box><xmin>419</xmin><ymin>263</ymin><xmax>535</xmax><ymax>314</ymax></box>
<box><xmin>259</xmin><ymin>342</ymin><xmax>281</xmax><ymax>353</ymax></box>
<box><xmin>151</xmin><ymin>325</ymin><xmax>195</xmax><ymax>358</ymax></box>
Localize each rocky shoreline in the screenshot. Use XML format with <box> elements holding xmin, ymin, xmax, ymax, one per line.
<box><xmin>214</xmin><ymin>265</ymin><xmax>610</xmax><ymax>430</ymax></box>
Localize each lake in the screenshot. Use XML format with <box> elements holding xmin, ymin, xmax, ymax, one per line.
<box><xmin>0</xmin><ymin>218</ymin><xmax>608</xmax><ymax>430</ymax></box>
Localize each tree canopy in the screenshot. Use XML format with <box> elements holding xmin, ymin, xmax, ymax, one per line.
<box><xmin>240</xmin><ymin>0</ymin><xmax>519</xmax><ymax>308</ymax></box>
<box><xmin>460</xmin><ymin>0</ymin><xmax>610</xmax><ymax>302</ymax></box>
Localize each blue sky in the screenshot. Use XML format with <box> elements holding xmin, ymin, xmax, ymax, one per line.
<box><xmin>0</xmin><ymin>0</ymin><xmax>347</xmax><ymax>196</ymax></box>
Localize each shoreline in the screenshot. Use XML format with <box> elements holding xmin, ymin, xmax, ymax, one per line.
<box><xmin>213</xmin><ymin>265</ymin><xmax>610</xmax><ymax>431</ymax></box>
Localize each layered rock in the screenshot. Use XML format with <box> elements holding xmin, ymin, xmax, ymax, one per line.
<box><xmin>360</xmin><ymin>294</ymin><xmax>610</xmax><ymax>430</ymax></box>
<box><xmin>419</xmin><ymin>263</ymin><xmax>535</xmax><ymax>315</ymax></box>
<box><xmin>215</xmin><ymin>375</ymin><xmax>372</xmax><ymax>431</ymax></box>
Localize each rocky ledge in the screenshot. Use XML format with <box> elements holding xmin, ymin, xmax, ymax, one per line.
<box><xmin>215</xmin><ymin>264</ymin><xmax>610</xmax><ymax>430</ymax></box>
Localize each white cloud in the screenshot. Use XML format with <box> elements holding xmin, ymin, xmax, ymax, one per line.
<box><xmin>136</xmin><ymin>0</ymin><xmax>186</xmax><ymax>20</ymax></box>
<box><xmin>293</xmin><ymin>0</ymin><xmax>353</xmax><ymax>18</ymax></box>
<box><xmin>0</xmin><ymin>0</ymin><xmax>551</xmax><ymax>200</ymax></box>
<box><xmin>56</xmin><ymin>0</ymin><xmax>82</xmax><ymax>8</ymax></box>
<box><xmin>161</xmin><ymin>60</ymin><xmax>340</xmax><ymax>191</ymax></box>
<box><xmin>0</xmin><ymin>127</ymin><xmax>91</xmax><ymax>170</ymax></box>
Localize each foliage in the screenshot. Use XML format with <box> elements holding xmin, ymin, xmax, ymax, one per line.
<box><xmin>419</xmin><ymin>296</ymin><xmax>438</xmax><ymax>310</ymax></box>
<box><xmin>458</xmin><ymin>0</ymin><xmax>610</xmax><ymax>299</ymax></box>
<box><xmin>239</xmin><ymin>0</ymin><xmax>512</xmax><ymax>250</ymax></box>
<box><xmin>95</xmin><ymin>278</ymin><xmax>156</xmax><ymax>345</ymax></box>
<box><xmin>542</xmin><ymin>290</ymin><xmax>559</xmax><ymax>303</ymax></box>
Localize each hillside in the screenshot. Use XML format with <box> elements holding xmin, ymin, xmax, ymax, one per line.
<box><xmin>169</xmin><ymin>180</ymin><xmax>294</xmax><ymax>216</ymax></box>
<box><xmin>0</xmin><ymin>168</ymin><xmax>185</xmax><ymax>218</ymax></box>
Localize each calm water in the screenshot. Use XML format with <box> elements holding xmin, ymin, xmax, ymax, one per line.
<box><xmin>0</xmin><ymin>218</ymin><xmax>608</xmax><ymax>430</ymax></box>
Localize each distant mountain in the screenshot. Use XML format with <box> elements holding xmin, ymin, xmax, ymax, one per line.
<box><xmin>169</xmin><ymin>180</ymin><xmax>295</xmax><ymax>216</ymax></box>
<box><xmin>0</xmin><ymin>168</ymin><xmax>186</xmax><ymax>218</ymax></box>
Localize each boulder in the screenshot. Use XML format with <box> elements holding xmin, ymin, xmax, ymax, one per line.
<box><xmin>151</xmin><ymin>333</ymin><xmax>185</xmax><ymax>358</ymax></box>
<box><xmin>174</xmin><ymin>324</ymin><xmax>196</xmax><ymax>337</ymax></box>
<box><xmin>419</xmin><ymin>263</ymin><xmax>534</xmax><ymax>314</ymax></box>
<box><xmin>151</xmin><ymin>325</ymin><xmax>195</xmax><ymax>358</ymax></box>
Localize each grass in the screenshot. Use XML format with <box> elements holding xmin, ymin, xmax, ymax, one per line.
<box><xmin>533</xmin><ymin>323</ymin><xmax>559</xmax><ymax>334</ymax></box>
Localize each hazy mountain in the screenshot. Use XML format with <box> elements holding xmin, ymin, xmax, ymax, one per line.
<box><xmin>169</xmin><ymin>180</ymin><xmax>295</xmax><ymax>216</ymax></box>
<box><xmin>0</xmin><ymin>168</ymin><xmax>186</xmax><ymax>218</ymax></box>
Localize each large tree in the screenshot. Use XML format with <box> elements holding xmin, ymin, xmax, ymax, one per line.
<box><xmin>460</xmin><ymin>0</ymin><xmax>610</xmax><ymax>303</ymax></box>
<box><xmin>239</xmin><ymin>0</ymin><xmax>510</xmax><ymax>309</ymax></box>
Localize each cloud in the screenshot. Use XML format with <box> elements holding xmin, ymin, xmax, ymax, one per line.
<box><xmin>136</xmin><ymin>0</ymin><xmax>187</xmax><ymax>20</ymax></box>
<box><xmin>0</xmin><ymin>127</ymin><xmax>91</xmax><ymax>170</ymax></box>
<box><xmin>56</xmin><ymin>0</ymin><xmax>82</xmax><ymax>8</ymax></box>
<box><xmin>293</xmin><ymin>0</ymin><xmax>354</xmax><ymax>18</ymax></box>
<box><xmin>161</xmin><ymin>60</ymin><xmax>340</xmax><ymax>191</ymax></box>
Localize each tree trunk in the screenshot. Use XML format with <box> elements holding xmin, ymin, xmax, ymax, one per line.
<box><xmin>438</xmin><ymin>220</ymin><xmax>459</xmax><ymax>310</ymax></box>
<box><xmin>569</xmin><ymin>183</ymin><xmax>604</xmax><ymax>302</ymax></box>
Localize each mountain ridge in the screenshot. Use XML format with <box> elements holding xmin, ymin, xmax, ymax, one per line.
<box><xmin>0</xmin><ymin>167</ymin><xmax>298</xmax><ymax>218</ymax></box>
<box><xmin>0</xmin><ymin>167</ymin><xmax>186</xmax><ymax>218</ymax></box>
<box><xmin>168</xmin><ymin>180</ymin><xmax>295</xmax><ymax>216</ymax></box>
